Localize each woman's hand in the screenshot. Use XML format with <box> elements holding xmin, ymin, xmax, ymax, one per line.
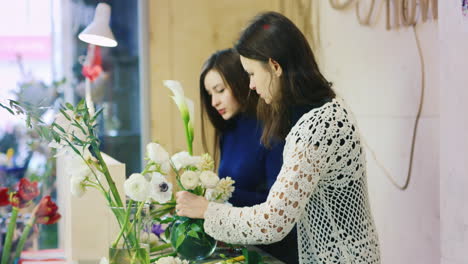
<box><xmin>175</xmin><ymin>191</ymin><xmax>209</xmax><ymax>219</ymax></box>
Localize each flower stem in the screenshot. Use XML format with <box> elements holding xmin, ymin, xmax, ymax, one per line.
<box><xmin>1</xmin><ymin>207</ymin><xmax>19</xmax><ymax>264</ymax></box>
<box><xmin>169</xmin><ymin>160</ymin><xmax>186</xmax><ymax>191</ymax></box>
<box><xmin>150</xmin><ymin>243</ymin><xmax>172</xmax><ymax>253</ymax></box>
<box><xmin>92</xmin><ymin>144</ymin><xmax>124</xmax><ymax>207</ymax></box>
<box><xmin>112</xmin><ymin>200</ymin><xmax>134</xmax><ymax>248</ymax></box>
<box><xmin>183</xmin><ymin>122</ymin><xmax>193</xmax><ymax>156</ymax></box>
<box><xmin>14</xmin><ymin>216</ymin><xmax>36</xmax><ymax>260</ymax></box>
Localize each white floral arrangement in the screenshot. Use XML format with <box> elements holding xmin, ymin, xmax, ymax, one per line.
<box><xmin>0</xmin><ymin>80</ymin><xmax>236</xmax><ymax>263</ymax></box>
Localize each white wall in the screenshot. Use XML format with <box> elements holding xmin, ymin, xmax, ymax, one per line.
<box><xmin>317</xmin><ymin>2</ymin><xmax>439</xmax><ymax>264</ymax></box>
<box><xmin>439</xmin><ymin>1</ymin><xmax>468</xmax><ymax>264</ymax></box>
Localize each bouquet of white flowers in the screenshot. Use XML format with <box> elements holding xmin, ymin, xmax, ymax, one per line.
<box><xmin>0</xmin><ymin>80</ymin><xmax>236</xmax><ymax>263</ymax></box>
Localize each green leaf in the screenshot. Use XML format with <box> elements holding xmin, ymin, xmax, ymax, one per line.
<box><xmin>187</xmin><ymin>230</ymin><xmax>199</xmax><ymax>239</ymax></box>
<box><xmin>59</xmin><ymin>108</ymin><xmax>71</xmax><ymax>121</ymax></box>
<box><xmin>77</xmin><ymin>99</ymin><xmax>85</xmax><ymax>110</ymax></box>
<box><xmin>192</xmin><ymin>185</ymin><xmax>204</xmax><ymax>196</ymax></box>
<box><xmin>52</xmin><ymin>123</ymin><xmax>66</xmax><ymax>133</ymax></box>
<box><xmin>177</xmin><ymin>222</ymin><xmax>187</xmax><ymax>235</ymax></box>
<box><xmin>63</xmin><ymin>138</ymin><xmax>82</xmax><ymax>156</ymax></box>
<box><xmin>51</xmin><ymin>131</ymin><xmax>61</xmax><ymax>143</ymax></box>
<box><xmin>65</xmin><ymin>102</ymin><xmax>74</xmax><ymax>110</ymax></box>
<box><xmin>0</xmin><ymin>103</ymin><xmax>14</xmax><ymax>114</ymax></box>
<box><xmin>71</xmin><ymin>122</ymin><xmax>87</xmax><ymax>135</ymax></box>
<box><xmin>157</xmin><ymin>216</ymin><xmax>177</xmax><ymax>224</ymax></box>
<box><xmin>91</xmin><ymin>107</ymin><xmax>104</xmax><ymax>123</ymax></box>
<box><xmin>71</xmin><ymin>134</ymin><xmax>85</xmax><ymax>145</ymax></box>
<box><xmin>190</xmin><ymin>223</ymin><xmax>202</xmax><ymax>233</ymax></box>
<box><xmin>164</xmin><ymin>225</ymin><xmax>171</xmax><ymax>240</ymax></box>
<box><xmin>175</xmin><ymin>234</ymin><xmax>185</xmax><ymax>249</ymax></box>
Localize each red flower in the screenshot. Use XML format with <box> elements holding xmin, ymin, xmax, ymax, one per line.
<box><xmin>17</xmin><ymin>178</ymin><xmax>40</xmax><ymax>202</ymax></box>
<box><xmin>35</xmin><ymin>195</ymin><xmax>61</xmax><ymax>225</ymax></box>
<box><xmin>10</xmin><ymin>193</ymin><xmax>31</xmax><ymax>208</ymax></box>
<box><xmin>36</xmin><ymin>213</ymin><xmax>61</xmax><ymax>225</ymax></box>
<box><xmin>0</xmin><ymin>187</ymin><xmax>10</xmax><ymax>206</ymax></box>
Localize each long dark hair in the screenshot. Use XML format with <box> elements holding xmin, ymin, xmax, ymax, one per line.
<box><xmin>235</xmin><ymin>11</ymin><xmax>335</xmax><ymax>146</ymax></box>
<box><xmin>199</xmin><ymin>48</ymin><xmax>258</xmax><ymax>162</ymax></box>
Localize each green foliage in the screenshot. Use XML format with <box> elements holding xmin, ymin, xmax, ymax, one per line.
<box><xmin>242</xmin><ymin>248</ymin><xmax>266</xmax><ymax>264</ymax></box>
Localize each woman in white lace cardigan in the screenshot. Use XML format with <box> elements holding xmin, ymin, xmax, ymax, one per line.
<box><xmin>175</xmin><ymin>12</ymin><xmax>381</xmax><ymax>264</ymax></box>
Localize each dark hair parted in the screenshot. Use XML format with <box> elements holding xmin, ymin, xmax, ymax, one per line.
<box><xmin>199</xmin><ymin>48</ymin><xmax>258</xmax><ymax>161</ymax></box>
<box><xmin>235</xmin><ymin>11</ymin><xmax>335</xmax><ymax>146</ymax></box>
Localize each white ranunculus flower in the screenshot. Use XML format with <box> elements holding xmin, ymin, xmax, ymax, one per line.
<box><xmin>171</xmin><ymin>151</ymin><xmax>202</xmax><ymax>171</ymax></box>
<box><xmin>146</xmin><ymin>142</ymin><xmax>170</xmax><ymax>164</ymax></box>
<box><xmin>99</xmin><ymin>257</ymin><xmax>109</xmax><ymax>264</ymax></box>
<box><xmin>124</xmin><ymin>173</ymin><xmax>151</xmax><ymax>202</ymax></box>
<box><xmin>155</xmin><ymin>256</ymin><xmax>189</xmax><ymax>264</ymax></box>
<box><xmin>149</xmin><ymin>172</ymin><xmax>173</xmax><ymax>203</ymax></box>
<box><xmin>70</xmin><ymin>175</ymin><xmax>87</xmax><ymax>198</ymax></box>
<box><xmin>199</xmin><ymin>171</ymin><xmax>219</xmax><ymax>189</ymax></box>
<box><xmin>180</xmin><ymin>171</ymin><xmax>199</xmax><ymax>190</ymax></box>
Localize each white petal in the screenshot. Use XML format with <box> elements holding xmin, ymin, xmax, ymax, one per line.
<box><xmin>124</xmin><ymin>173</ymin><xmax>151</xmax><ymax>202</ymax></box>
<box><xmin>163</xmin><ymin>80</ymin><xmax>184</xmax><ymax>98</ymax></box>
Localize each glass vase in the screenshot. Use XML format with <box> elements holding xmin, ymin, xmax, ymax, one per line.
<box><xmin>108</xmin><ymin>204</ymin><xmax>151</xmax><ymax>264</ymax></box>
<box><xmin>109</xmin><ymin>244</ymin><xmax>149</xmax><ymax>264</ymax></box>
<box><xmin>170</xmin><ymin>218</ymin><xmax>217</xmax><ymax>261</ymax></box>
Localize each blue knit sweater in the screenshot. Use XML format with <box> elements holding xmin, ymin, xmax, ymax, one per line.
<box><xmin>218</xmin><ymin>114</ymin><xmax>284</xmax><ymax>207</ymax></box>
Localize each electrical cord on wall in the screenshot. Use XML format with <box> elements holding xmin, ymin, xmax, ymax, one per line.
<box><xmin>361</xmin><ymin>24</ymin><xmax>425</xmax><ymax>191</ymax></box>
<box><xmin>286</xmin><ymin>1</ymin><xmax>426</xmax><ymax>190</ymax></box>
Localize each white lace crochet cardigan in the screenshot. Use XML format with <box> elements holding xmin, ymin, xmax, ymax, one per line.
<box><xmin>204</xmin><ymin>99</ymin><xmax>381</xmax><ymax>264</ymax></box>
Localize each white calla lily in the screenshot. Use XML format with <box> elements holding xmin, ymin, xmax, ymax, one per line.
<box><xmin>164</xmin><ymin>80</ymin><xmax>189</xmax><ymax>119</ymax></box>
<box><xmin>163</xmin><ymin>80</ymin><xmax>194</xmax><ymax>154</ymax></box>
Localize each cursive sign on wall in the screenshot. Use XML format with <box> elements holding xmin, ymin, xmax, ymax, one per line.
<box><xmin>330</xmin><ymin>0</ymin><xmax>438</xmax><ymax>30</ymax></box>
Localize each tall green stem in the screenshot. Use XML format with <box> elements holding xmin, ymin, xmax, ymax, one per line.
<box><xmin>112</xmin><ymin>200</ymin><xmax>134</xmax><ymax>248</ymax></box>
<box><xmin>1</xmin><ymin>207</ymin><xmax>19</xmax><ymax>264</ymax></box>
<box><xmin>184</xmin><ymin>122</ymin><xmax>192</xmax><ymax>155</ymax></box>
<box><xmin>125</xmin><ymin>202</ymin><xmax>146</xmax><ymax>245</ymax></box>
<box><xmin>92</xmin><ymin>144</ymin><xmax>124</xmax><ymax>207</ymax></box>
<box><xmin>14</xmin><ymin>216</ymin><xmax>36</xmax><ymax>260</ymax></box>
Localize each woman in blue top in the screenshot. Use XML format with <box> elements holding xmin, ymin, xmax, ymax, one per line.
<box><xmin>199</xmin><ymin>48</ymin><xmax>298</xmax><ymax>263</ymax></box>
<box><xmin>200</xmin><ymin>48</ymin><xmax>283</xmax><ymax>207</ymax></box>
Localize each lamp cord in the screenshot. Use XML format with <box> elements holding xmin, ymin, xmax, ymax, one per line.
<box><xmin>361</xmin><ymin>24</ymin><xmax>425</xmax><ymax>190</ymax></box>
